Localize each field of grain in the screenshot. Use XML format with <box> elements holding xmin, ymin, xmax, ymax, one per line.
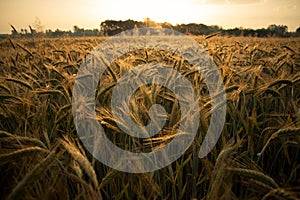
<box><xmin>0</xmin><ymin>35</ymin><xmax>299</xmax><ymax>199</ymax></box>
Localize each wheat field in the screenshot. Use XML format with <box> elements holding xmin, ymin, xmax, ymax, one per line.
<box><xmin>0</xmin><ymin>35</ymin><xmax>299</xmax><ymax>199</ymax></box>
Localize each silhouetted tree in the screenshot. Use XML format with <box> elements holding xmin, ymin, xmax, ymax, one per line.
<box><xmin>7</xmin><ymin>19</ymin><xmax>297</xmax><ymax>38</ymax></box>
<box><xmin>100</xmin><ymin>19</ymin><xmax>143</xmax><ymax>36</ymax></box>
<box><xmin>33</xmin><ymin>17</ymin><xmax>44</xmax><ymax>33</ymax></box>
<box><xmin>267</xmin><ymin>24</ymin><xmax>288</xmax><ymax>37</ymax></box>
<box><xmin>296</xmin><ymin>27</ymin><xmax>300</xmax><ymax>37</ymax></box>
<box><xmin>73</xmin><ymin>25</ymin><xmax>85</xmax><ymax>36</ymax></box>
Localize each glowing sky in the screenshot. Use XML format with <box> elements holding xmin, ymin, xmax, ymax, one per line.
<box><xmin>0</xmin><ymin>0</ymin><xmax>299</xmax><ymax>33</ymax></box>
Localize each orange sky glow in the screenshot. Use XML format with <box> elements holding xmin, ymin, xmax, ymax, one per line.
<box><xmin>0</xmin><ymin>0</ymin><xmax>299</xmax><ymax>33</ymax></box>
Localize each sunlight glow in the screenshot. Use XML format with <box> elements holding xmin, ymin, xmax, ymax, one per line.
<box><xmin>96</xmin><ymin>0</ymin><xmax>211</xmax><ymax>25</ymax></box>
<box><xmin>0</xmin><ymin>0</ymin><xmax>299</xmax><ymax>33</ymax></box>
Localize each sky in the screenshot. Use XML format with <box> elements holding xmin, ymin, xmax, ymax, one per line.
<box><xmin>0</xmin><ymin>0</ymin><xmax>299</xmax><ymax>34</ymax></box>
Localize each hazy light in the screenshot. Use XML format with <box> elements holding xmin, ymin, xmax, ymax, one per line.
<box><xmin>0</xmin><ymin>0</ymin><xmax>299</xmax><ymax>33</ymax></box>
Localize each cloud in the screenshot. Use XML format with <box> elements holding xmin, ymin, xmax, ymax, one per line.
<box><xmin>202</xmin><ymin>0</ymin><xmax>263</xmax><ymax>5</ymax></box>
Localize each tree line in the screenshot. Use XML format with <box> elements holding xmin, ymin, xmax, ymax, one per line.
<box><xmin>7</xmin><ymin>18</ymin><xmax>300</xmax><ymax>38</ymax></box>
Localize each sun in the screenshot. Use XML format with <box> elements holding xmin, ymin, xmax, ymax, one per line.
<box><xmin>99</xmin><ymin>0</ymin><xmax>211</xmax><ymax>25</ymax></box>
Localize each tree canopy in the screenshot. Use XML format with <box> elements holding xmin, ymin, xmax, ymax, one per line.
<box><xmin>8</xmin><ymin>18</ymin><xmax>299</xmax><ymax>38</ymax></box>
